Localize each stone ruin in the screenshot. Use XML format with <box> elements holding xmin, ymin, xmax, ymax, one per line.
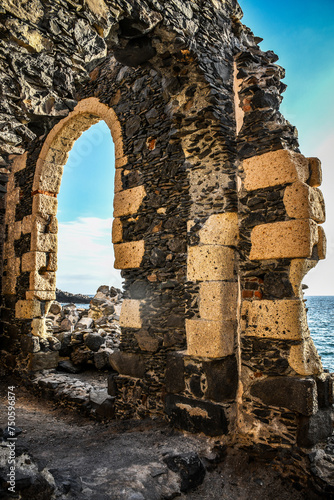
<box><xmin>0</xmin><ymin>0</ymin><xmax>332</xmax><ymax>450</ymax></box>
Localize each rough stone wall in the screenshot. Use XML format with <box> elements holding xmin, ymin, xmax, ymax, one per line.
<box><xmin>0</xmin><ymin>0</ymin><xmax>332</xmax><ymax>447</ymax></box>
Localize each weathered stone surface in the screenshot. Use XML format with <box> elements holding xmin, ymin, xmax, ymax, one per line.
<box><xmin>250</xmin><ymin>377</ymin><xmax>318</xmax><ymax>416</ymax></box>
<box><xmin>114</xmin><ymin>241</ymin><xmax>145</xmax><ymax>269</ymax></box>
<box><xmin>199</xmin><ymin>281</ymin><xmax>237</xmax><ymax>321</ymax></box>
<box><xmin>283</xmin><ymin>181</ymin><xmax>325</xmax><ymax>222</ymax></box>
<box><xmin>164</xmin><ymin>394</ymin><xmax>229</xmax><ymax>436</ymax></box>
<box><xmin>193</xmin><ymin>213</ymin><xmax>239</xmax><ymax>246</ymax></box>
<box><xmin>113</xmin><ymin>185</ymin><xmax>146</xmax><ymax>217</ymax></box>
<box><xmin>187</xmin><ymin>246</ymin><xmax>235</xmax><ymax>281</ymax></box>
<box><xmin>243</xmin><ymin>150</ymin><xmax>310</xmax><ymax>191</ymax></box>
<box><xmin>242</xmin><ymin>299</ymin><xmax>308</xmax><ymax>340</ymax></box>
<box><xmin>112</xmin><ymin>218</ymin><xmax>123</xmax><ymax>243</ymax></box>
<box><xmin>308</xmin><ymin>157</ymin><xmax>322</xmax><ymax>187</ymax></box>
<box><xmin>250</xmin><ymin>219</ymin><xmax>318</xmax><ymax>260</ymax></box>
<box><xmin>186</xmin><ymin>319</ymin><xmax>235</xmax><ymax>358</ymax></box>
<box><xmin>119</xmin><ymin>299</ymin><xmax>142</xmax><ymax>328</ymax></box>
<box><xmin>134</xmin><ymin>329</ymin><xmax>159</xmax><ymax>352</ymax></box>
<box><xmin>165</xmin><ymin>353</ymin><xmax>185</xmax><ymax>394</ymax></box>
<box><xmin>109</xmin><ymin>350</ymin><xmax>145</xmax><ymax>378</ymax></box>
<box><xmin>203</xmin><ymin>355</ymin><xmax>238</xmax><ymax>402</ymax></box>
<box><xmin>298</xmin><ymin>409</ymin><xmax>333</xmax><ymax>447</ymax></box>
<box><xmin>288</xmin><ymin>337</ymin><xmax>323</xmax><ymax>376</ymax></box>
<box><xmin>15</xmin><ymin>299</ymin><xmax>42</xmax><ymax>319</ymax></box>
<box><xmin>28</xmin><ymin>351</ymin><xmax>59</xmax><ymax>371</ymax></box>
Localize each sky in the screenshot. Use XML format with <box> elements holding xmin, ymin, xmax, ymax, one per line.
<box><xmin>56</xmin><ymin>0</ymin><xmax>334</xmax><ymax>295</ymax></box>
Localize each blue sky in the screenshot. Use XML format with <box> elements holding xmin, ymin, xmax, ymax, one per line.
<box><xmin>56</xmin><ymin>0</ymin><xmax>334</xmax><ymax>294</ymax></box>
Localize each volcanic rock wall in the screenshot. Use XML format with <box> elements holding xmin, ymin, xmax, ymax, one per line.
<box><xmin>0</xmin><ymin>0</ymin><xmax>332</xmax><ymax>447</ymax></box>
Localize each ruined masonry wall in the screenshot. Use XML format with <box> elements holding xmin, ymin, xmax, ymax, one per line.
<box><xmin>0</xmin><ymin>0</ymin><xmax>332</xmax><ymax>448</ymax></box>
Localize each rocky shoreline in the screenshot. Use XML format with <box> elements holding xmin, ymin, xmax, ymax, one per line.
<box><xmin>55</xmin><ymin>288</ymin><xmax>92</xmax><ymax>305</ymax></box>
<box><xmin>46</xmin><ymin>285</ymin><xmax>123</xmax><ymax>372</ymax></box>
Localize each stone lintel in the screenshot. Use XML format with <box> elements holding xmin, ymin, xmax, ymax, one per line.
<box><xmin>243</xmin><ymin>150</ymin><xmax>310</xmax><ymax>191</ymax></box>
<box><xmin>250</xmin><ymin>219</ymin><xmax>318</xmax><ymax>260</ymax></box>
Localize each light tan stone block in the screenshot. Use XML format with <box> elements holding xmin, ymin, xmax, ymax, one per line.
<box><xmin>31</xmin><ymin>232</ymin><xmax>57</xmax><ymax>253</ymax></box>
<box><xmin>38</xmin><ymin>162</ymin><xmax>63</xmax><ymax>194</ymax></box>
<box><xmin>44</xmin><ymin>147</ymin><xmax>69</xmax><ymax>166</ymax></box>
<box><xmin>32</xmin><ymin>193</ymin><xmax>58</xmax><ymax>217</ymax></box>
<box><xmin>289</xmin><ymin>337</ymin><xmax>323</xmax><ymax>375</ymax></box>
<box><xmin>115</xmin><ymin>155</ymin><xmax>128</xmax><ymax>169</ymax></box>
<box><xmin>186</xmin><ymin>319</ymin><xmax>235</xmax><ymax>358</ymax></box>
<box><xmin>47</xmin><ymin>253</ymin><xmax>57</xmax><ymax>271</ymax></box>
<box><xmin>250</xmin><ymin>219</ymin><xmax>318</xmax><ymax>260</ymax></box>
<box><xmin>26</xmin><ymin>290</ymin><xmax>56</xmax><ymax>301</ymax></box>
<box><xmin>112</xmin><ymin>218</ymin><xmax>123</xmax><ymax>243</ymax></box>
<box><xmin>31</xmin><ymin>318</ymin><xmax>47</xmax><ymax>338</ymax></box>
<box><xmin>113</xmin><ymin>185</ymin><xmax>146</xmax><ymax>217</ymax></box>
<box><xmin>187</xmin><ymin>245</ymin><xmax>235</xmax><ymax>281</ymax></box>
<box><xmin>243</xmin><ymin>150</ymin><xmax>310</xmax><ymax>191</ymax></box>
<box><xmin>14</xmin><ymin>221</ymin><xmax>21</xmax><ymax>240</ymax></box>
<box><xmin>22</xmin><ymin>215</ymin><xmax>33</xmax><ymax>234</ymax></box>
<box><xmin>29</xmin><ymin>271</ymin><xmax>56</xmax><ymax>291</ymax></box>
<box><xmin>242</xmin><ymin>299</ymin><xmax>308</xmax><ymax>339</ymax></box>
<box><xmin>114</xmin><ymin>169</ymin><xmax>122</xmax><ymax>193</ymax></box>
<box><xmin>22</xmin><ymin>252</ymin><xmax>47</xmax><ymax>273</ymax></box>
<box><xmin>199</xmin><ymin>281</ymin><xmax>238</xmax><ymax>321</ymax></box>
<box><xmin>317</xmin><ymin>226</ymin><xmax>326</xmax><ymax>260</ymax></box>
<box><xmin>15</xmin><ymin>300</ymin><xmax>42</xmax><ymax>319</ymax></box>
<box><xmin>283</xmin><ymin>181</ymin><xmax>325</xmax><ymax>223</ymax></box>
<box><xmin>196</xmin><ymin>213</ymin><xmax>239</xmax><ymax>246</ymax></box>
<box><xmin>289</xmin><ymin>258</ymin><xmax>317</xmax><ymax>297</ymax></box>
<box><xmin>119</xmin><ymin>299</ymin><xmax>142</xmax><ymax>328</ymax></box>
<box><xmin>114</xmin><ymin>240</ymin><xmax>145</xmax><ymax>269</ymax></box>
<box><xmin>308</xmin><ymin>157</ymin><xmax>322</xmax><ymax>187</ymax></box>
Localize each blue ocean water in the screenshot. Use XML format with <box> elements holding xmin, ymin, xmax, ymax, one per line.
<box><xmin>306</xmin><ymin>296</ymin><xmax>334</xmax><ymax>373</ymax></box>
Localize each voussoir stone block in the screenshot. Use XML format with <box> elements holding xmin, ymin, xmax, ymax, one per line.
<box><xmin>243</xmin><ymin>150</ymin><xmax>310</xmax><ymax>191</ymax></box>
<box><xmin>186</xmin><ymin>318</ymin><xmax>235</xmax><ymax>358</ymax></box>
<box><xmin>119</xmin><ymin>299</ymin><xmax>142</xmax><ymax>328</ymax></box>
<box><xmin>32</xmin><ymin>193</ymin><xmax>58</xmax><ymax>217</ymax></box>
<box><xmin>114</xmin><ymin>240</ymin><xmax>144</xmax><ymax>269</ymax></box>
<box><xmin>199</xmin><ymin>281</ymin><xmax>238</xmax><ymax>321</ymax></box>
<box><xmin>242</xmin><ymin>299</ymin><xmax>308</xmax><ymax>339</ymax></box>
<box><xmin>249</xmin><ymin>219</ymin><xmax>318</xmax><ymax>260</ymax></box>
<box><xmin>38</xmin><ymin>162</ymin><xmax>64</xmax><ymax>194</ymax></box>
<box><xmin>283</xmin><ymin>181</ymin><xmax>325</xmax><ymax>223</ymax></box>
<box><xmin>195</xmin><ymin>213</ymin><xmax>239</xmax><ymax>246</ymax></box>
<box><xmin>113</xmin><ymin>185</ymin><xmax>146</xmax><ymax>217</ymax></box>
<box><xmin>187</xmin><ymin>245</ymin><xmax>235</xmax><ymax>281</ymax></box>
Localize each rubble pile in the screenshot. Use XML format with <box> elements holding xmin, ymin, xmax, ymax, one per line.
<box><xmin>46</xmin><ymin>285</ymin><xmax>123</xmax><ymax>372</ymax></box>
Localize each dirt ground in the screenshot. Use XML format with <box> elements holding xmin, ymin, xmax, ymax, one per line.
<box><xmin>0</xmin><ymin>377</ymin><xmax>326</xmax><ymax>499</ymax></box>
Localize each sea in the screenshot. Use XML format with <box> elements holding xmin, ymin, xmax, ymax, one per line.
<box><xmin>61</xmin><ymin>295</ymin><xmax>334</xmax><ymax>373</ymax></box>
<box><xmin>306</xmin><ymin>296</ymin><xmax>334</xmax><ymax>373</ymax></box>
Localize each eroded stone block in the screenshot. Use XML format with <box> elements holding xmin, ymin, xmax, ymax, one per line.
<box><xmin>317</xmin><ymin>226</ymin><xmax>326</xmax><ymax>260</ymax></box>
<box><xmin>119</xmin><ymin>299</ymin><xmax>142</xmax><ymax>328</ymax></box>
<box><xmin>31</xmin><ymin>232</ymin><xmax>57</xmax><ymax>253</ymax></box>
<box><xmin>199</xmin><ymin>281</ymin><xmax>238</xmax><ymax>321</ymax></box>
<box><xmin>186</xmin><ymin>318</ymin><xmax>235</xmax><ymax>358</ymax></box>
<box><xmin>242</xmin><ymin>299</ymin><xmax>308</xmax><ymax>339</ymax></box>
<box><xmin>32</xmin><ymin>193</ymin><xmax>58</xmax><ymax>217</ymax></box>
<box><xmin>250</xmin><ymin>376</ymin><xmax>318</xmax><ymax>416</ymax></box>
<box><xmin>109</xmin><ymin>351</ymin><xmax>145</xmax><ymax>378</ymax></box>
<box><xmin>22</xmin><ymin>252</ymin><xmax>46</xmax><ymax>273</ymax></box>
<box><xmin>38</xmin><ymin>162</ymin><xmax>63</xmax><ymax>194</ymax></box>
<box><xmin>187</xmin><ymin>246</ymin><xmax>235</xmax><ymax>281</ymax></box>
<box><xmin>250</xmin><ymin>219</ymin><xmax>318</xmax><ymax>260</ymax></box>
<box><xmin>112</xmin><ymin>218</ymin><xmax>123</xmax><ymax>243</ymax></box>
<box><xmin>243</xmin><ymin>150</ymin><xmax>310</xmax><ymax>191</ymax></box>
<box><xmin>289</xmin><ymin>258</ymin><xmax>317</xmax><ymax>297</ymax></box>
<box><xmin>283</xmin><ymin>181</ymin><xmax>325</xmax><ymax>222</ymax></box>
<box><xmin>29</xmin><ymin>271</ymin><xmax>56</xmax><ymax>292</ymax></box>
<box><xmin>195</xmin><ymin>213</ymin><xmax>239</xmax><ymax>246</ymax></box>
<box><xmin>298</xmin><ymin>409</ymin><xmax>333</xmax><ymax>447</ymax></box>
<box><xmin>114</xmin><ymin>240</ymin><xmax>144</xmax><ymax>269</ymax></box>
<box><xmin>289</xmin><ymin>337</ymin><xmax>323</xmax><ymax>376</ymax></box>
<box><xmin>113</xmin><ymin>185</ymin><xmax>146</xmax><ymax>217</ymax></box>
<box><xmin>31</xmin><ymin>318</ymin><xmax>47</xmax><ymax>337</ymax></box>
<box><xmin>308</xmin><ymin>157</ymin><xmax>322</xmax><ymax>187</ymax></box>
<box><xmin>15</xmin><ymin>299</ymin><xmax>42</xmax><ymax>319</ymax></box>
